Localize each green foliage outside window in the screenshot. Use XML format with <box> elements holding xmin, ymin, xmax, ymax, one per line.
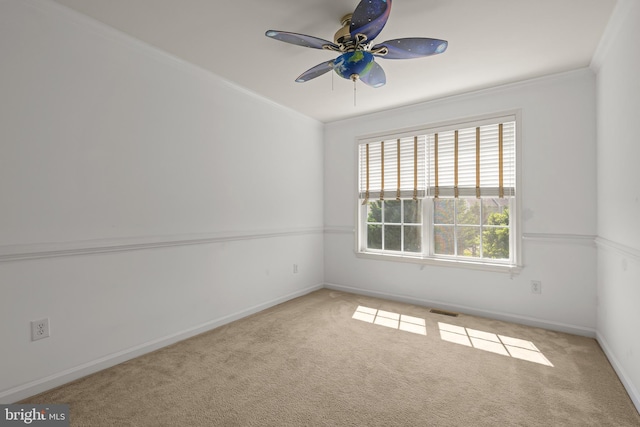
<box><xmin>483</xmin><ymin>208</ymin><xmax>510</xmax><ymax>259</ymax></box>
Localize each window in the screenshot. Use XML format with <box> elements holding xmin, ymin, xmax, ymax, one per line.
<box><xmin>357</xmin><ymin>113</ymin><xmax>519</xmax><ymax>269</ymax></box>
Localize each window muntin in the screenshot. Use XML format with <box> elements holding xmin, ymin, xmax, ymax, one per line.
<box><xmin>357</xmin><ymin>114</ymin><xmax>518</xmax><ymax>268</ymax></box>
<box><xmin>366</xmin><ymin>199</ymin><xmax>422</xmax><ymax>253</ymax></box>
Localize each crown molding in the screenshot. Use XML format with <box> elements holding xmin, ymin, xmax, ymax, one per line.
<box><xmin>590</xmin><ymin>0</ymin><xmax>635</xmax><ymax>73</ymax></box>
<box><xmin>21</xmin><ymin>0</ymin><xmax>320</xmax><ymax>126</ymax></box>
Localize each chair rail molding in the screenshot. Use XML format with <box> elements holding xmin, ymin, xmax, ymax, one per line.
<box><xmin>0</xmin><ymin>227</ymin><xmax>324</xmax><ymax>262</ymax></box>
<box><xmin>595</xmin><ymin>236</ymin><xmax>640</xmax><ymax>263</ymax></box>
<box><xmin>522</xmin><ymin>232</ymin><xmax>596</xmax><ymax>246</ymax></box>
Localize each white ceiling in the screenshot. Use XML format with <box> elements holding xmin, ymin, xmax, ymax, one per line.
<box><xmin>52</xmin><ymin>0</ymin><xmax>616</xmax><ymax>123</ymax></box>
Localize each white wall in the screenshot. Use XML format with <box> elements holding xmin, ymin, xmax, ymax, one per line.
<box><xmin>0</xmin><ymin>0</ymin><xmax>324</xmax><ymax>402</ymax></box>
<box><xmin>324</xmin><ymin>69</ymin><xmax>598</xmax><ymax>335</ymax></box>
<box><xmin>593</xmin><ymin>0</ymin><xmax>640</xmax><ymax>411</ymax></box>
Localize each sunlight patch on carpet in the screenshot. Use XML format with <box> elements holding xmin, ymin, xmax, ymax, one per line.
<box><xmin>352</xmin><ymin>306</ymin><xmax>427</xmax><ymax>336</ymax></box>
<box><xmin>438</xmin><ymin>322</ymin><xmax>554</xmax><ymax>367</ymax></box>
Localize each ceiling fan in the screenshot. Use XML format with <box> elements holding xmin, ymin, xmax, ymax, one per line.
<box><xmin>265</xmin><ymin>0</ymin><xmax>448</xmax><ymax>88</ymax></box>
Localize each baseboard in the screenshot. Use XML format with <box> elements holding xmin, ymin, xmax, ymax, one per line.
<box><xmin>0</xmin><ymin>284</ymin><xmax>323</xmax><ymax>404</ymax></box>
<box><xmin>596</xmin><ymin>332</ymin><xmax>640</xmax><ymax>414</ymax></box>
<box><xmin>324</xmin><ymin>283</ymin><xmax>597</xmax><ymax>338</ymax></box>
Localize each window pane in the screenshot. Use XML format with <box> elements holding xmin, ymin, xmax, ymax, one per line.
<box><xmin>457</xmin><ymin>226</ymin><xmax>480</xmax><ymax>258</ymax></box>
<box><xmin>403</xmin><ymin>199</ymin><xmax>421</xmax><ymax>223</ymax></box>
<box><xmin>384</xmin><ymin>225</ymin><xmax>401</xmax><ymax>251</ymax></box>
<box><xmin>483</xmin><ymin>226</ymin><xmax>510</xmax><ymax>259</ymax></box>
<box><xmin>384</xmin><ymin>200</ymin><xmax>401</xmax><ymax>223</ymax></box>
<box><xmin>434</xmin><ymin>225</ymin><xmax>454</xmax><ymax>255</ymax></box>
<box><xmin>404</xmin><ymin>225</ymin><xmax>422</xmax><ymax>252</ymax></box>
<box><xmin>434</xmin><ymin>199</ymin><xmax>454</xmax><ymax>224</ymax></box>
<box><xmin>482</xmin><ymin>198</ymin><xmax>509</xmax><ymax>226</ymax></box>
<box><xmin>367</xmin><ymin>224</ymin><xmax>382</xmax><ymax>249</ymax></box>
<box><xmin>367</xmin><ymin>201</ymin><xmax>383</xmax><ymax>223</ymax></box>
<box><xmin>456</xmin><ymin>199</ymin><xmax>480</xmax><ymax>225</ymax></box>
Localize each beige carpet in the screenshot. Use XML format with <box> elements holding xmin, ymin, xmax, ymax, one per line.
<box><xmin>23</xmin><ymin>289</ymin><xmax>640</xmax><ymax>426</ymax></box>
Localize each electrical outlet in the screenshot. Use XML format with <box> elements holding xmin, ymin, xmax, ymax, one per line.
<box><xmin>31</xmin><ymin>318</ymin><xmax>50</xmax><ymax>341</ymax></box>
<box><xmin>531</xmin><ymin>280</ymin><xmax>542</xmax><ymax>294</ymax></box>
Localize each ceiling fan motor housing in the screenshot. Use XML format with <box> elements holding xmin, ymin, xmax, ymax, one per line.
<box><xmin>334</xmin><ymin>14</ymin><xmax>353</xmax><ymax>45</ymax></box>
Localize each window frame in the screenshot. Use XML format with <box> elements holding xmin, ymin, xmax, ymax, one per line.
<box><xmin>354</xmin><ymin>111</ymin><xmax>522</xmax><ymax>273</ymax></box>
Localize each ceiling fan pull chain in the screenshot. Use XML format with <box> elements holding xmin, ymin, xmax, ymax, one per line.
<box><xmin>353</xmin><ymin>78</ymin><xmax>357</xmax><ymax>107</ymax></box>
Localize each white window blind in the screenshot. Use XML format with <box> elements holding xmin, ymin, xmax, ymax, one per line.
<box><xmin>359</xmin><ymin>136</ymin><xmax>426</xmax><ymax>201</ymax></box>
<box><xmin>358</xmin><ymin>117</ymin><xmax>515</xmax><ymax>202</ymax></box>
<box><xmin>427</xmin><ymin>120</ymin><xmax>516</xmax><ymax>198</ymax></box>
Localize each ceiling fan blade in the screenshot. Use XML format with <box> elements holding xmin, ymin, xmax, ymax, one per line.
<box><xmin>372</xmin><ymin>38</ymin><xmax>448</xmax><ymax>59</ymax></box>
<box><xmin>360</xmin><ymin>61</ymin><xmax>386</xmax><ymax>88</ymax></box>
<box><xmin>265</xmin><ymin>30</ymin><xmax>339</xmax><ymax>50</ymax></box>
<box><xmin>349</xmin><ymin>0</ymin><xmax>392</xmax><ymax>42</ymax></box>
<box><xmin>296</xmin><ymin>60</ymin><xmax>335</xmax><ymax>83</ymax></box>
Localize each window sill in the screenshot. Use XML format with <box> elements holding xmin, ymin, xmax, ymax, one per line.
<box><xmin>355</xmin><ymin>251</ymin><xmax>522</xmax><ymax>275</ymax></box>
